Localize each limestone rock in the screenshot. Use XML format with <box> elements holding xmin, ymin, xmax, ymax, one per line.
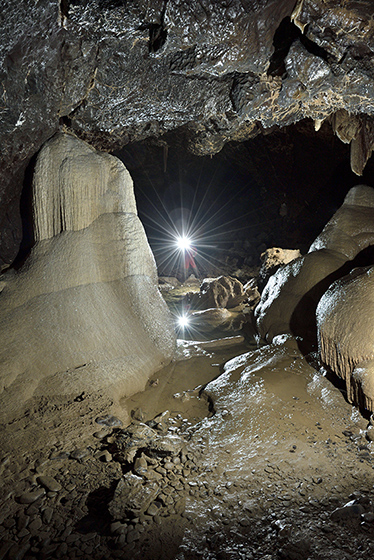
<box><xmin>0</xmin><ymin>133</ymin><xmax>175</xmax><ymax>422</ymax></box>
<box><xmin>32</xmin><ymin>133</ymin><xmax>137</xmax><ymax>241</ymax></box>
<box><xmin>255</xmin><ymin>185</ymin><xmax>374</xmax><ymax>343</ymax></box>
<box><xmin>258</xmin><ymin>247</ymin><xmax>302</xmax><ymax>290</ymax></box>
<box><xmin>317</xmin><ymin>266</ymin><xmax>374</xmax><ymax>412</ymax></box>
<box><xmin>114</xmin><ymin>422</ymin><xmax>184</xmax><ymax>463</ymax></box>
<box><xmin>108</xmin><ymin>474</ymin><xmax>160</xmax><ymax>520</ymax></box>
<box><xmin>3</xmin><ymin>1</ymin><xmax>374</xmax><ymax>265</ymax></box>
<box><xmin>186</xmin><ymin>276</ymin><xmax>246</xmax><ymax>310</ymax></box>
<box><xmin>243</xmin><ymin>278</ymin><xmax>261</xmax><ymax>310</ymax></box>
<box><xmin>330</xmin><ymin>502</ymin><xmax>365</xmax><ymax>523</ymax></box>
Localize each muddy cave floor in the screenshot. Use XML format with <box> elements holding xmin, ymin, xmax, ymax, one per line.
<box><xmin>1</xmin><ymin>285</ymin><xmax>374</xmax><ymax>559</ymax></box>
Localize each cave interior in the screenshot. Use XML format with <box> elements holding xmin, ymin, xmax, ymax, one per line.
<box><xmin>2</xmin><ymin>1</ymin><xmax>374</xmax><ymax>559</ymax></box>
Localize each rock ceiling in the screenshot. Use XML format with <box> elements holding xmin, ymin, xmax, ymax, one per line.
<box><xmin>1</xmin><ymin>0</ymin><xmax>374</xmax><ymax>266</ymax></box>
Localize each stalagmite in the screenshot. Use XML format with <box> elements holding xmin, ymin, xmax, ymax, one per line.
<box><xmin>255</xmin><ymin>184</ymin><xmax>374</xmax><ymax>410</ymax></box>
<box><xmin>0</xmin><ymin>133</ymin><xmax>175</xmax><ymax>422</ymax></box>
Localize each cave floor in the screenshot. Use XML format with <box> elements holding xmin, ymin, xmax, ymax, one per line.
<box><xmin>1</xmin><ymin>336</ymin><xmax>374</xmax><ymax>560</ymax></box>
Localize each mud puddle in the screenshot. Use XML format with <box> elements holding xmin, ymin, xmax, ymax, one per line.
<box><xmin>2</xmin><ymin>332</ymin><xmax>374</xmax><ymax>560</ymax></box>
<box><xmin>120</xmin><ymin>336</ymin><xmax>253</xmax><ymax>425</ymax></box>
<box><xmin>120</xmin><ymin>334</ymin><xmax>374</xmax><ymax>560</ymax></box>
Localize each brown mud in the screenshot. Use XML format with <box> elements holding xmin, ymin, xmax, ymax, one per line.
<box><xmin>0</xmin><ymin>334</ymin><xmax>374</xmax><ymax>560</ymax></box>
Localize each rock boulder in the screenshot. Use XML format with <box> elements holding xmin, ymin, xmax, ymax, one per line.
<box><xmin>255</xmin><ymin>185</ymin><xmax>374</xmax><ymax>345</ymax></box>
<box><xmin>186</xmin><ymin>276</ymin><xmax>245</xmax><ymax>310</ymax></box>
<box><xmin>317</xmin><ymin>266</ymin><xmax>374</xmax><ymax>412</ymax></box>
<box><xmin>258</xmin><ymin>247</ymin><xmax>302</xmax><ymax>291</ymax></box>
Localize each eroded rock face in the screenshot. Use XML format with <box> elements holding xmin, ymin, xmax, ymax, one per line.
<box><xmin>255</xmin><ymin>185</ymin><xmax>374</xmax><ymax>344</ymax></box>
<box><xmin>2</xmin><ymin>0</ymin><xmax>374</xmax><ymax>266</ymax></box>
<box><xmin>0</xmin><ymin>132</ymin><xmax>175</xmax><ymax>422</ymax></box>
<box><xmin>317</xmin><ymin>266</ymin><xmax>374</xmax><ymax>412</ymax></box>
<box><xmin>187</xmin><ymin>275</ymin><xmax>245</xmax><ymax>310</ymax></box>
<box><xmin>258</xmin><ymin>247</ymin><xmax>302</xmax><ymax>290</ymax></box>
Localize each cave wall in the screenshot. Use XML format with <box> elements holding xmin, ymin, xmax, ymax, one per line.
<box><xmin>1</xmin><ymin>0</ymin><xmax>374</xmax><ymax>267</ymax></box>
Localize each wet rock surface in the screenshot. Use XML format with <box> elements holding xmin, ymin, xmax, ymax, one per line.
<box><xmin>185</xmin><ymin>276</ymin><xmax>246</xmax><ymax>310</ymax></box>
<box><xmin>258</xmin><ymin>247</ymin><xmax>302</xmax><ymax>291</ymax></box>
<box><xmin>1</xmin><ymin>337</ymin><xmax>374</xmax><ymax>559</ymax></box>
<box><xmin>255</xmin><ymin>185</ymin><xmax>374</xmax><ymax>347</ymax></box>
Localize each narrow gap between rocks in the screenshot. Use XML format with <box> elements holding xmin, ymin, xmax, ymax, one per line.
<box><xmin>268</xmin><ymin>17</ymin><xmax>330</xmax><ymax>78</ymax></box>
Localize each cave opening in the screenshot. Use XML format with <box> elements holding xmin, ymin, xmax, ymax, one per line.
<box><xmin>114</xmin><ymin>119</ymin><xmax>374</xmax><ymax>280</ymax></box>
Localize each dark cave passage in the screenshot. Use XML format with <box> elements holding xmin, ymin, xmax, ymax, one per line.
<box><xmin>114</xmin><ymin>119</ymin><xmax>374</xmax><ymax>279</ymax></box>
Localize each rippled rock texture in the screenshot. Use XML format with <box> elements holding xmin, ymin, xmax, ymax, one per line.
<box><xmin>0</xmin><ymin>132</ymin><xmax>175</xmax><ymax>422</ymax></box>
<box><xmin>256</xmin><ymin>185</ymin><xmax>374</xmax><ymax>346</ymax></box>
<box><xmin>2</xmin><ymin>0</ymin><xmax>374</xmax><ymax>266</ymax></box>
<box><xmin>317</xmin><ymin>266</ymin><xmax>374</xmax><ymax>412</ymax></box>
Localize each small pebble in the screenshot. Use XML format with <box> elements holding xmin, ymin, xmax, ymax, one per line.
<box><xmin>93</xmin><ymin>430</ymin><xmax>108</xmax><ymax>439</ymax></box>
<box><xmin>127</xmin><ymin>529</ymin><xmax>140</xmax><ymax>544</ymax></box>
<box><xmin>42</xmin><ymin>507</ymin><xmax>53</xmax><ymax>524</ymax></box>
<box><xmin>95</xmin><ymin>415</ymin><xmax>123</xmax><ymax>427</ymax></box>
<box><xmin>147</xmin><ymin>502</ymin><xmax>161</xmax><ymax>516</ymax></box>
<box><xmin>29</xmin><ymin>517</ymin><xmax>43</xmax><ymax>533</ymax></box>
<box><xmin>131</xmin><ymin>408</ymin><xmax>145</xmax><ymax>422</ymax></box>
<box><xmin>110</xmin><ymin>521</ymin><xmax>123</xmax><ymax>534</ymax></box>
<box><xmin>18</xmin><ymin>488</ymin><xmax>46</xmax><ymax>504</ymax></box>
<box><xmin>17</xmin><ymin>527</ymin><xmax>30</xmax><ymax>538</ymax></box>
<box><xmin>70</xmin><ymin>448</ymin><xmax>88</xmax><ymax>460</ymax></box>
<box><xmin>16</xmin><ymin>513</ymin><xmax>29</xmax><ymax>532</ymax></box>
<box><xmin>96</xmin><ymin>450</ymin><xmax>112</xmax><ymax>463</ymax></box>
<box><xmin>50</xmin><ymin>451</ymin><xmax>70</xmax><ymax>461</ymax></box>
<box><xmin>37</xmin><ymin>475</ymin><xmax>62</xmax><ymax>493</ymax></box>
<box><xmin>66</xmin><ymin>534</ymin><xmax>80</xmax><ymax>543</ymax></box>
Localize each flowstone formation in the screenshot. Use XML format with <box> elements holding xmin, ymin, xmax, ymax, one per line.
<box><xmin>317</xmin><ymin>267</ymin><xmax>374</xmax><ymax>412</ymax></box>
<box><xmin>2</xmin><ymin>0</ymin><xmax>374</xmax><ymax>267</ymax></box>
<box><xmin>0</xmin><ymin>132</ymin><xmax>175</xmax><ymax>422</ymax></box>
<box><xmin>256</xmin><ymin>185</ymin><xmax>374</xmax><ymax>345</ymax></box>
<box><xmin>255</xmin><ymin>184</ymin><xmax>374</xmax><ymax>411</ymax></box>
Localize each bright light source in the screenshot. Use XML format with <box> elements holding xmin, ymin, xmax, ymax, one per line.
<box><xmin>177</xmin><ymin>315</ymin><xmax>190</xmax><ymax>329</ymax></box>
<box><xmin>176</xmin><ymin>235</ymin><xmax>192</xmax><ymax>251</ymax></box>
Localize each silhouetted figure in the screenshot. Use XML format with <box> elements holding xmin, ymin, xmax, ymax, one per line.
<box><xmin>184</xmin><ymin>246</ymin><xmax>199</xmax><ymax>280</ymax></box>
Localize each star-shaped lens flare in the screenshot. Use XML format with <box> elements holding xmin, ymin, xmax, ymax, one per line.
<box><xmin>176</xmin><ymin>235</ymin><xmax>192</xmax><ymax>252</ymax></box>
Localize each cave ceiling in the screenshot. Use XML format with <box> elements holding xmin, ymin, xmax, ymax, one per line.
<box><xmin>1</xmin><ymin>0</ymin><xmax>374</xmax><ymax>267</ymax></box>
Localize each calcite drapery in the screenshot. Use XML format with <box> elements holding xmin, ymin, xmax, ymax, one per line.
<box><xmin>317</xmin><ymin>267</ymin><xmax>374</xmax><ymax>412</ymax></box>
<box><xmin>256</xmin><ymin>185</ymin><xmax>374</xmax><ymax>344</ymax></box>
<box><xmin>0</xmin><ymin>133</ymin><xmax>175</xmax><ymax>422</ymax></box>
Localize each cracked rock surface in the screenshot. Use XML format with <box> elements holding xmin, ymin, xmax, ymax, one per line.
<box><xmin>2</xmin><ymin>0</ymin><xmax>374</xmax><ymax>265</ymax></box>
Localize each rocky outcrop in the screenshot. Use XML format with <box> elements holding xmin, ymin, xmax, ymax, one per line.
<box><xmin>0</xmin><ymin>132</ymin><xmax>175</xmax><ymax>422</ymax></box>
<box><xmin>317</xmin><ymin>267</ymin><xmax>374</xmax><ymax>412</ymax></box>
<box><xmin>258</xmin><ymin>247</ymin><xmax>302</xmax><ymax>290</ymax></box>
<box><xmin>255</xmin><ymin>185</ymin><xmax>374</xmax><ymax>344</ymax></box>
<box><xmin>2</xmin><ymin>1</ymin><xmax>374</xmax><ymax>266</ymax></box>
<box><xmin>186</xmin><ymin>276</ymin><xmax>245</xmax><ymax>310</ymax></box>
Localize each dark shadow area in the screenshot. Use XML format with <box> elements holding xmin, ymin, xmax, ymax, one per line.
<box><xmin>10</xmin><ymin>152</ymin><xmax>37</xmax><ymax>270</ymax></box>
<box><xmin>60</xmin><ymin>0</ymin><xmax>70</xmax><ymax>18</ymax></box>
<box><xmin>268</xmin><ymin>16</ymin><xmax>301</xmax><ymax>77</ymax></box>
<box><xmin>76</xmin><ymin>482</ymin><xmax>117</xmax><ymax>535</ymax></box>
<box><xmin>115</xmin><ymin>120</ymin><xmax>374</xmax><ymax>282</ymax></box>
<box><xmin>268</xmin><ymin>17</ymin><xmax>330</xmax><ymax>78</ymax></box>
<box><xmin>291</xmin><ymin>245</ymin><xmax>374</xmax><ymax>355</ymax></box>
<box><xmin>149</xmin><ymin>23</ymin><xmax>168</xmax><ymax>53</ymax></box>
